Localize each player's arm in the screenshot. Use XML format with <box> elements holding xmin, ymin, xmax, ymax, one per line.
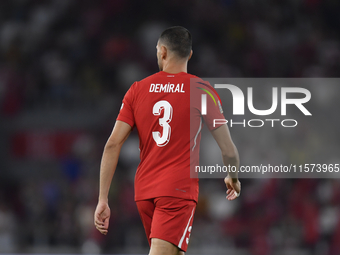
<box><xmin>210</xmin><ymin>124</ymin><xmax>241</xmax><ymax>200</ymax></box>
<box><xmin>94</xmin><ymin>120</ymin><xmax>132</xmax><ymax>234</ymax></box>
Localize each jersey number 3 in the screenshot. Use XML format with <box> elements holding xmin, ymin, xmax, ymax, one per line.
<box><xmin>152</xmin><ymin>100</ymin><xmax>173</xmax><ymax>147</ymax></box>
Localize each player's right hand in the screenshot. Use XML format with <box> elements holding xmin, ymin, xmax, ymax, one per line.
<box><xmin>94</xmin><ymin>201</ymin><xmax>111</xmax><ymax>235</ymax></box>
<box><xmin>224</xmin><ymin>177</ymin><xmax>241</xmax><ymax>201</ymax></box>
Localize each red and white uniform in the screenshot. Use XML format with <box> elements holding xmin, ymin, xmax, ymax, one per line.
<box><xmin>117</xmin><ymin>71</ymin><xmax>224</xmax><ymax>251</ymax></box>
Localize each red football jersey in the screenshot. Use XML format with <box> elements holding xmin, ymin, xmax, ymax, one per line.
<box><xmin>117</xmin><ymin>71</ymin><xmax>224</xmax><ymax>202</ymax></box>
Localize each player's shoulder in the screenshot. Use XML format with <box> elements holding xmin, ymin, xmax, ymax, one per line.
<box><xmin>186</xmin><ymin>72</ymin><xmax>199</xmax><ymax>79</ymax></box>
<box><xmin>190</xmin><ymin>76</ymin><xmax>222</xmax><ymax>105</ymax></box>
<box><xmin>189</xmin><ymin>75</ymin><xmax>215</xmax><ymax>92</ymax></box>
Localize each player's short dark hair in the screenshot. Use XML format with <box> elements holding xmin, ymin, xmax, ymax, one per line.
<box><xmin>159</xmin><ymin>26</ymin><xmax>192</xmax><ymax>59</ymax></box>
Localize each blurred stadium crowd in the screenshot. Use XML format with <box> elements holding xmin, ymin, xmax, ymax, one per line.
<box><xmin>0</xmin><ymin>0</ymin><xmax>340</xmax><ymax>254</ymax></box>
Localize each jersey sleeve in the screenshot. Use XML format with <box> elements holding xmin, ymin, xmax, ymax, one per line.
<box><xmin>192</xmin><ymin>81</ymin><xmax>225</xmax><ymax>131</ymax></box>
<box><xmin>117</xmin><ymin>82</ymin><xmax>136</xmax><ymax>128</ymax></box>
<box><xmin>202</xmin><ymin>86</ymin><xmax>225</xmax><ymax>130</ymax></box>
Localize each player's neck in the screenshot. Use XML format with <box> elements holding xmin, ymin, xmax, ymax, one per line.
<box><xmin>162</xmin><ymin>60</ymin><xmax>188</xmax><ymax>74</ymax></box>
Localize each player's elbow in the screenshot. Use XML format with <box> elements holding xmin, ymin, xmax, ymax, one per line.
<box><xmin>222</xmin><ymin>150</ymin><xmax>238</xmax><ymax>161</ymax></box>
<box><xmin>104</xmin><ymin>137</ymin><xmax>123</xmax><ymax>151</ymax></box>
<box><xmin>221</xmin><ymin>145</ymin><xmax>239</xmax><ymax>162</ymax></box>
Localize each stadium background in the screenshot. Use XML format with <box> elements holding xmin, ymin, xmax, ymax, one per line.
<box><xmin>0</xmin><ymin>0</ymin><xmax>340</xmax><ymax>254</ymax></box>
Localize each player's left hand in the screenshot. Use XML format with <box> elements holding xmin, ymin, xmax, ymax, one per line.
<box><xmin>224</xmin><ymin>176</ymin><xmax>241</xmax><ymax>200</ymax></box>
<box><xmin>94</xmin><ymin>201</ymin><xmax>111</xmax><ymax>235</ymax></box>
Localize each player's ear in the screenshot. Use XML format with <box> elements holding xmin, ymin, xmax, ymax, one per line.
<box><xmin>161</xmin><ymin>45</ymin><xmax>167</xmax><ymax>60</ymax></box>
<box><xmin>188</xmin><ymin>50</ymin><xmax>193</xmax><ymax>61</ymax></box>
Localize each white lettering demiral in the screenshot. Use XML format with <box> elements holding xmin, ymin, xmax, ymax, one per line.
<box><xmin>150</xmin><ymin>83</ymin><xmax>184</xmax><ymax>93</ymax></box>
<box><xmin>248</xmin><ymin>87</ymin><xmax>278</xmax><ymax>115</ymax></box>
<box><xmin>281</xmin><ymin>87</ymin><xmax>312</xmax><ymax>115</ymax></box>
<box><xmin>149</xmin><ymin>83</ymin><xmax>155</xmax><ymax>92</ymax></box>
<box><xmin>214</xmin><ymin>84</ymin><xmax>244</xmax><ymax>115</ymax></box>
